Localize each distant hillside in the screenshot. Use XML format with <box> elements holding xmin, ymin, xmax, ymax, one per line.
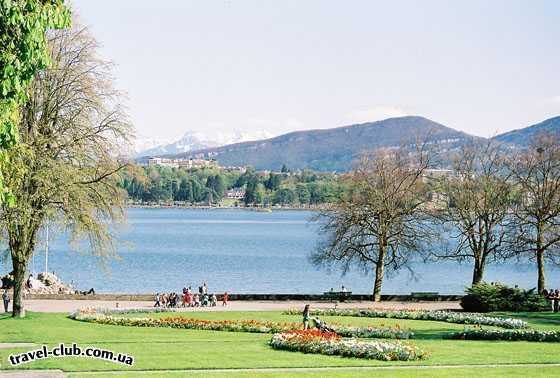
<box><xmin>163</xmin><ymin>116</ymin><xmax>477</xmax><ymax>171</ymax></box>
<box><xmin>493</xmin><ymin>116</ymin><xmax>560</xmax><ymax>146</ymax></box>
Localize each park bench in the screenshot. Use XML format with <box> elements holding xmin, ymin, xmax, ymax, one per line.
<box><xmin>410</xmin><ymin>291</ymin><xmax>439</xmax><ymax>301</ymax></box>
<box><xmin>323</xmin><ymin>291</ymin><xmax>352</xmax><ymax>302</ymax></box>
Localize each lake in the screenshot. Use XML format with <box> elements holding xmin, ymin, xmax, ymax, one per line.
<box><xmin>1</xmin><ymin>208</ymin><xmax>558</xmax><ymax>294</ymax></box>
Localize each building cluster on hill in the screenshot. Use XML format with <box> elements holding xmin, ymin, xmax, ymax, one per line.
<box><xmin>146</xmin><ymin>157</ymin><xmax>218</xmax><ymax>169</ymax></box>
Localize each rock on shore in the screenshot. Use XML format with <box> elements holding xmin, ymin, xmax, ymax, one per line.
<box><xmin>1</xmin><ymin>272</ymin><xmax>74</xmax><ymax>295</ymax></box>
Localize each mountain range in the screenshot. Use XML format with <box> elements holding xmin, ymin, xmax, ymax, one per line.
<box><xmin>136</xmin><ymin>130</ymin><xmax>273</xmax><ymax>157</ymax></box>
<box><xmin>137</xmin><ymin>115</ymin><xmax>560</xmax><ymax>172</ymax></box>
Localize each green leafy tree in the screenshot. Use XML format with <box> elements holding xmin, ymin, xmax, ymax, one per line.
<box><xmin>206</xmin><ymin>174</ymin><xmax>225</xmax><ymax>199</ymax></box>
<box><xmin>1</xmin><ymin>25</ymin><xmax>131</xmax><ymax>317</ymax></box>
<box><xmin>0</xmin><ymin>0</ymin><xmax>71</xmax><ymax>202</ymax></box>
<box><xmin>295</xmin><ymin>183</ymin><xmax>310</xmax><ymax>205</ymax></box>
<box><xmin>273</xmin><ymin>188</ymin><xmax>296</xmax><ymax>205</ymax></box>
<box><xmin>244</xmin><ymin>176</ymin><xmax>258</xmax><ymax>205</ymax></box>
<box><xmin>265</xmin><ymin>173</ymin><xmax>281</xmax><ymax>191</ymax></box>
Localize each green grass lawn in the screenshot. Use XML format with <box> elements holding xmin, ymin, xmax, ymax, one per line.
<box><xmin>1</xmin><ymin>310</ymin><xmax>560</xmax><ymax>377</ymax></box>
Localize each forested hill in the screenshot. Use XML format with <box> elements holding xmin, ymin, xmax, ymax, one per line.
<box><xmin>163</xmin><ymin>116</ymin><xmax>476</xmax><ymax>172</ymax></box>
<box><xmin>492</xmin><ymin>116</ymin><xmax>560</xmax><ymax>146</ymax></box>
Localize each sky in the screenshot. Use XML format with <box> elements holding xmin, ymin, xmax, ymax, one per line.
<box><xmin>72</xmin><ymin>0</ymin><xmax>560</xmax><ymax>142</ymax></box>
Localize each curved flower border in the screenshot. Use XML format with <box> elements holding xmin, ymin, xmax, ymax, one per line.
<box><xmin>270</xmin><ymin>330</ymin><xmax>425</xmax><ymax>361</ymax></box>
<box><xmin>68</xmin><ymin>308</ymin><xmax>412</xmax><ymax>339</ymax></box>
<box><xmin>283</xmin><ymin>309</ymin><xmax>528</xmax><ymax>329</ymax></box>
<box><xmin>450</xmin><ymin>328</ymin><xmax>560</xmax><ymax>342</ymax></box>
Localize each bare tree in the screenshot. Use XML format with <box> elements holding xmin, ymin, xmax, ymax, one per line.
<box><xmin>0</xmin><ymin>24</ymin><xmax>131</xmax><ymax>317</ymax></box>
<box><xmin>434</xmin><ymin>141</ymin><xmax>515</xmax><ymax>285</ymax></box>
<box><xmin>311</xmin><ymin>146</ymin><xmax>434</xmax><ymax>301</ymax></box>
<box><xmin>508</xmin><ymin>133</ymin><xmax>560</xmax><ymax>293</ymax></box>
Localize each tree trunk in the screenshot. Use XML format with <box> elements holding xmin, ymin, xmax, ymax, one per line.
<box><xmin>536</xmin><ymin>223</ymin><xmax>546</xmax><ymax>294</ymax></box>
<box><xmin>373</xmin><ymin>261</ymin><xmax>384</xmax><ymax>302</ymax></box>
<box><xmin>12</xmin><ymin>258</ymin><xmax>26</xmax><ymax>318</ymax></box>
<box><xmin>471</xmin><ymin>264</ymin><xmax>484</xmax><ymax>286</ymax></box>
<box><xmin>373</xmin><ymin>245</ymin><xmax>386</xmax><ymax>302</ymax></box>
<box><xmin>471</xmin><ymin>255</ymin><xmax>485</xmax><ymax>286</ymax></box>
<box><xmin>536</xmin><ymin>249</ymin><xmax>546</xmax><ymax>294</ymax></box>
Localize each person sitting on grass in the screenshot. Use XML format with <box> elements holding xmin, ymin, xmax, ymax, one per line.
<box><xmin>313</xmin><ymin>317</ymin><xmax>335</xmax><ymax>333</ymax></box>
<box><xmin>303</xmin><ymin>304</ymin><xmax>311</xmax><ymax>330</ymax></box>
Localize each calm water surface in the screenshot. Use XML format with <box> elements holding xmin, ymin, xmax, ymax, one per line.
<box><xmin>1</xmin><ymin>208</ymin><xmax>557</xmax><ymax>294</ymax></box>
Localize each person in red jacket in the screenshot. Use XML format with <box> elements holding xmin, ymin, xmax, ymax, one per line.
<box><xmin>222</xmin><ymin>292</ymin><xmax>229</xmax><ymax>306</ymax></box>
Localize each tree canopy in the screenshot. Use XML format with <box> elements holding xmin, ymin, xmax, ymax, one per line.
<box><xmin>1</xmin><ymin>24</ymin><xmax>131</xmax><ymax>317</ymax></box>
<box><xmin>0</xmin><ymin>0</ymin><xmax>71</xmax><ymax>202</ymax></box>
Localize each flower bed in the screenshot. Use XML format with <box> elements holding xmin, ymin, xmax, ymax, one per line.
<box><xmin>283</xmin><ymin>309</ymin><xmax>528</xmax><ymax>329</ymax></box>
<box><xmin>332</xmin><ymin>324</ymin><xmax>412</xmax><ymax>339</ymax></box>
<box><xmin>451</xmin><ymin>328</ymin><xmax>560</xmax><ymax>342</ymax></box>
<box><xmin>70</xmin><ymin>309</ymin><xmax>296</xmax><ymax>333</ymax></box>
<box><xmin>69</xmin><ymin>308</ymin><xmax>412</xmax><ymax>339</ymax></box>
<box><xmin>269</xmin><ymin>330</ymin><xmax>425</xmax><ymax>361</ymax></box>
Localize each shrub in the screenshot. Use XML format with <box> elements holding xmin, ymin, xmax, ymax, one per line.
<box><xmin>460</xmin><ymin>282</ymin><xmax>549</xmax><ymax>313</ymax></box>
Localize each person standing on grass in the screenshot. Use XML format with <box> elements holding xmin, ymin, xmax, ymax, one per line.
<box><xmin>544</xmin><ymin>289</ymin><xmax>554</xmax><ymax>312</ymax></box>
<box><xmin>303</xmin><ymin>304</ymin><xmax>311</xmax><ymax>330</ymax></box>
<box><xmin>554</xmin><ymin>290</ymin><xmax>560</xmax><ymax>313</ymax></box>
<box><xmin>2</xmin><ymin>290</ymin><xmax>9</xmax><ymax>313</ymax></box>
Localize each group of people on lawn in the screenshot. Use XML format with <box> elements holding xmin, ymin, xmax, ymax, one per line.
<box><xmin>154</xmin><ymin>282</ymin><xmax>229</xmax><ymax>308</ymax></box>
<box><xmin>543</xmin><ymin>289</ymin><xmax>560</xmax><ymax>312</ymax></box>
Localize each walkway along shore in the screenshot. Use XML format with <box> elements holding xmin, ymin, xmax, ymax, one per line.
<box><xmin>21</xmin><ymin>293</ymin><xmax>463</xmax><ymax>301</ymax></box>
<box><xmin>14</xmin><ymin>299</ymin><xmax>461</xmax><ymax>313</ymax></box>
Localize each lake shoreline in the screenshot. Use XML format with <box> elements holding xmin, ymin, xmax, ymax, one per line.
<box><xmin>126</xmin><ymin>203</ymin><xmax>322</xmax><ymax>212</ymax></box>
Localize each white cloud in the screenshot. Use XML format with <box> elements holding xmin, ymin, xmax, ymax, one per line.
<box><xmin>346</xmin><ymin>106</ymin><xmax>408</xmax><ymax>124</ymax></box>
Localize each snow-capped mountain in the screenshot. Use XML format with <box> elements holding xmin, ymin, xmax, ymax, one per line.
<box><xmin>136</xmin><ymin>130</ymin><xmax>274</xmax><ymax>157</ymax></box>
<box><xmin>133</xmin><ymin>136</ymin><xmax>173</xmax><ymax>154</ymax></box>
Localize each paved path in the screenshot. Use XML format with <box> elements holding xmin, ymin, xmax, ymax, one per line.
<box><xmin>0</xmin><ymin>370</ymin><xmax>65</xmax><ymax>378</ymax></box>
<box><xmin>0</xmin><ymin>344</ymin><xmax>35</xmax><ymax>350</ymax></box>
<box><xmin>18</xmin><ymin>299</ymin><xmax>461</xmax><ymax>313</ymax></box>
<box><xmin>5</xmin><ymin>363</ymin><xmax>559</xmax><ymax>377</ymax></box>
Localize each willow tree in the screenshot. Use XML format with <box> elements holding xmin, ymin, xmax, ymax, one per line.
<box><xmin>1</xmin><ymin>25</ymin><xmax>131</xmax><ymax>317</ymax></box>
<box><xmin>312</xmin><ymin>146</ymin><xmax>434</xmax><ymax>301</ymax></box>
<box><xmin>508</xmin><ymin>134</ymin><xmax>560</xmax><ymax>293</ymax></box>
<box><xmin>435</xmin><ymin>141</ymin><xmax>515</xmax><ymax>285</ymax></box>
